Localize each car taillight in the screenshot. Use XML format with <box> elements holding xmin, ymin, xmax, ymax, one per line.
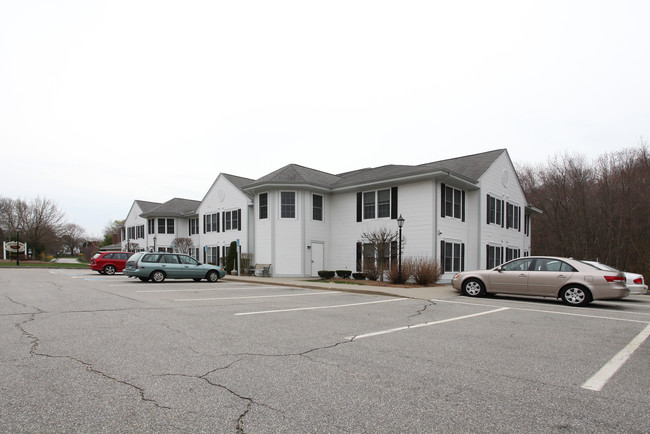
<box><xmin>633</xmin><ymin>277</ymin><xmax>643</xmax><ymax>284</ymax></box>
<box><xmin>604</xmin><ymin>275</ymin><xmax>626</xmax><ymax>283</ymax></box>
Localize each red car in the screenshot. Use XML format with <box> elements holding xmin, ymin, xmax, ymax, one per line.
<box><xmin>89</xmin><ymin>251</ymin><xmax>133</xmax><ymax>275</ymax></box>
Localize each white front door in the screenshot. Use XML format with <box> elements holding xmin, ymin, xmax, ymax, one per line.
<box><xmin>311</xmin><ymin>242</ymin><xmax>324</xmax><ymax>277</ymax></box>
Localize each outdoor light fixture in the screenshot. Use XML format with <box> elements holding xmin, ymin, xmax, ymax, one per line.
<box><xmin>397</xmin><ymin>215</ymin><xmax>404</xmax><ymax>282</ymax></box>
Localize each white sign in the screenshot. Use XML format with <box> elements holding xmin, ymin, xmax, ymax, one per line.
<box><xmin>5</xmin><ymin>241</ymin><xmax>26</xmax><ymax>253</ymax></box>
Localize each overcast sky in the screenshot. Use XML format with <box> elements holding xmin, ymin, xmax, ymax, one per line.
<box><xmin>1</xmin><ymin>1</ymin><xmax>648</xmax><ymax>238</ymax></box>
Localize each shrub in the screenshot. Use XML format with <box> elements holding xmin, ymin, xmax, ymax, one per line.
<box><xmin>363</xmin><ymin>263</ymin><xmax>380</xmax><ymax>281</ymax></box>
<box><xmin>336</xmin><ymin>270</ymin><xmax>352</xmax><ymax>278</ymax></box>
<box><xmin>226</xmin><ymin>241</ymin><xmax>237</xmax><ymax>274</ymax></box>
<box><xmin>387</xmin><ymin>259</ymin><xmax>414</xmax><ymax>284</ymax></box>
<box><xmin>241</xmin><ymin>253</ymin><xmax>254</xmax><ymax>274</ymax></box>
<box><xmin>352</xmin><ymin>273</ymin><xmax>366</xmax><ymax>280</ymax></box>
<box><xmin>410</xmin><ymin>256</ymin><xmax>443</xmax><ymax>286</ymax></box>
<box><xmin>318</xmin><ymin>270</ymin><xmax>335</xmax><ymax>279</ymax></box>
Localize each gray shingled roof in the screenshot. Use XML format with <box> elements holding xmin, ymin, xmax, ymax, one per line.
<box><xmin>140</xmin><ymin>198</ymin><xmax>200</xmax><ymax>218</ymax></box>
<box><xmin>247</xmin><ymin>164</ymin><xmax>343</xmax><ymax>189</ymax></box>
<box><xmin>135</xmin><ymin>200</ymin><xmax>161</xmax><ymax>214</ymax></box>
<box><xmin>222</xmin><ymin>173</ymin><xmax>255</xmax><ymax>198</ymax></box>
<box><xmin>245</xmin><ymin>149</ymin><xmax>506</xmax><ymax>191</ymax></box>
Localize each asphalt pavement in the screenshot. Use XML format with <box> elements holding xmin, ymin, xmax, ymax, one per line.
<box><xmin>223</xmin><ymin>274</ymin><xmax>457</xmax><ymax>300</ymax></box>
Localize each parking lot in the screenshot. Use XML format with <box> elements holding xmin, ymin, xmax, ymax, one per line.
<box><xmin>1</xmin><ymin>268</ymin><xmax>648</xmax><ymax>432</ymax></box>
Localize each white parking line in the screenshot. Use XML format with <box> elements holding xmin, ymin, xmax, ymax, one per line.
<box><xmin>347</xmin><ymin>307</ymin><xmax>509</xmax><ymax>340</ymax></box>
<box><xmin>581</xmin><ymin>323</ymin><xmax>650</xmax><ymax>391</ymax></box>
<box><xmin>136</xmin><ymin>287</ymin><xmax>241</xmax><ymax>293</ymax></box>
<box><xmin>235</xmin><ymin>298</ymin><xmax>406</xmax><ymax>316</ymax></box>
<box><xmin>174</xmin><ymin>291</ymin><xmax>337</xmax><ymax>302</ymax></box>
<box><xmin>431</xmin><ymin>298</ymin><xmax>650</xmax><ymax>323</ymax></box>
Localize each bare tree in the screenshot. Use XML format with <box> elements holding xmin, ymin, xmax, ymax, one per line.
<box><xmin>0</xmin><ymin>196</ymin><xmax>66</xmax><ymax>257</ymax></box>
<box><xmin>173</xmin><ymin>237</ymin><xmax>194</xmax><ymax>254</ymax></box>
<box><xmin>60</xmin><ymin>223</ymin><xmax>87</xmax><ymax>255</ymax></box>
<box><xmin>520</xmin><ymin>143</ymin><xmax>649</xmax><ymax>277</ymax></box>
<box><xmin>359</xmin><ymin>227</ymin><xmax>401</xmax><ymax>281</ymax></box>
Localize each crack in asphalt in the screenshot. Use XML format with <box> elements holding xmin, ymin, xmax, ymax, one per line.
<box><xmin>409</xmin><ymin>299</ymin><xmax>437</xmax><ymax>319</ymax></box>
<box><xmin>14</xmin><ymin>314</ymin><xmax>173</xmax><ymax>411</ymax></box>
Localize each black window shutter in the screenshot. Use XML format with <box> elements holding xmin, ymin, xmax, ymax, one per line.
<box><xmin>238</xmin><ymin>209</ymin><xmax>242</xmax><ymax>231</ymax></box>
<box><xmin>486</xmin><ymin>244</ymin><xmax>490</xmax><ymax>268</ymax></box>
<box><xmin>222</xmin><ymin>212</ymin><xmax>225</xmax><ymax>232</ymax></box>
<box><xmin>501</xmin><ymin>201</ymin><xmax>505</xmax><ymax>228</ymax></box>
<box><xmin>461</xmin><ymin>243</ymin><xmax>465</xmax><ymax>271</ymax></box>
<box><xmin>203</xmin><ymin>215</ymin><xmax>206</xmax><ymax>234</ymax></box>
<box><xmin>441</xmin><ymin>183</ymin><xmax>446</xmax><ymax>218</ymax></box>
<box><xmin>217</xmin><ymin>213</ymin><xmax>220</xmax><ymax>233</ymax></box>
<box><xmin>440</xmin><ymin>241</ymin><xmax>445</xmax><ymax>269</ymax></box>
<box><xmin>518</xmin><ymin>207</ymin><xmax>521</xmax><ymax>232</ymax></box>
<box><xmin>356</xmin><ymin>192</ymin><xmax>362</xmax><ymax>222</ymax></box>
<box><xmin>391</xmin><ymin>187</ymin><xmax>398</xmax><ymax>219</ymax></box>
<box><xmin>356</xmin><ymin>242</ymin><xmax>362</xmax><ymax>272</ymax></box>
<box><xmin>461</xmin><ymin>191</ymin><xmax>466</xmax><ymax>222</ymax></box>
<box><xmin>486</xmin><ymin>194</ymin><xmax>491</xmax><ymax>224</ymax></box>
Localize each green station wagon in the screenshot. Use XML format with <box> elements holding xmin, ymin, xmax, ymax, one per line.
<box><xmin>124</xmin><ymin>252</ymin><xmax>226</xmax><ymax>283</ymax></box>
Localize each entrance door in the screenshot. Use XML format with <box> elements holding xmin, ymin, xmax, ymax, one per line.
<box><xmin>311</xmin><ymin>242</ymin><xmax>324</xmax><ymax>277</ymax></box>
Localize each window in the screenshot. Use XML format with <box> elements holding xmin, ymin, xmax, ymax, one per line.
<box><xmin>259</xmin><ymin>193</ymin><xmax>268</xmax><ymax>219</ymax></box>
<box><xmin>506</xmin><ymin>203</ymin><xmax>521</xmax><ymax>230</ymax></box>
<box><xmin>533</xmin><ymin>258</ymin><xmax>576</xmax><ymax>272</ymax></box>
<box><xmin>136</xmin><ymin>225</ymin><xmax>144</xmax><ymax>239</ymax></box>
<box><xmin>206</xmin><ymin>247</ymin><xmax>218</xmax><ymax>265</ymax></box>
<box><xmin>166</xmin><ymin>218</ymin><xmax>174</xmax><ymax>234</ymax></box>
<box><xmin>205</xmin><ymin>213</ymin><xmax>218</xmax><ymax>233</ymax></box>
<box><xmin>189</xmin><ymin>217</ymin><xmax>199</xmax><ymax>235</ymax></box>
<box><xmin>224</xmin><ymin>210</ymin><xmax>240</xmax><ymax>231</ymax></box>
<box><xmin>313</xmin><ymin>194</ymin><xmax>323</xmax><ymax>221</ymax></box>
<box><xmin>486</xmin><ymin>245</ymin><xmax>503</xmax><ymax>269</ymax></box>
<box><xmin>357</xmin><ymin>187</ymin><xmax>398</xmax><ymax>222</ymax></box>
<box><xmin>487</xmin><ymin>195</ymin><xmax>504</xmax><ymax>226</ymax></box>
<box><xmin>142</xmin><ymin>254</ymin><xmax>162</xmax><ymax>263</ymax></box>
<box><xmin>501</xmin><ymin>257</ymin><xmax>532</xmax><ymax>271</ymax></box>
<box><xmin>377</xmin><ymin>189</ymin><xmax>390</xmax><ymax>218</ymax></box>
<box><xmin>148</xmin><ymin>219</ymin><xmax>155</xmax><ymax>235</ymax></box>
<box><xmin>363</xmin><ymin>192</ymin><xmax>375</xmax><ymax>219</ymax></box>
<box><xmin>281</xmin><ymin>192</ymin><xmax>296</xmax><ymax>218</ymax></box>
<box><xmin>158</xmin><ymin>218</ymin><xmax>166</xmax><ymax>234</ymax></box>
<box><xmin>179</xmin><ymin>255</ymin><xmax>198</xmax><ymax>265</ymax></box>
<box><xmin>440</xmin><ymin>241</ymin><xmax>464</xmax><ymax>273</ymax></box>
<box><xmin>441</xmin><ymin>184</ymin><xmax>465</xmax><ymax>220</ymax></box>
<box><xmin>524</xmin><ymin>213</ymin><xmax>530</xmax><ymax>236</ymax></box>
<box><xmin>363</xmin><ymin>189</ymin><xmax>390</xmax><ymax>220</ymax></box>
<box><xmin>505</xmin><ymin>248</ymin><xmax>521</xmax><ymax>262</ymax></box>
<box><xmin>127</xmin><ymin>226</ymin><xmax>135</xmax><ymax>239</ymax></box>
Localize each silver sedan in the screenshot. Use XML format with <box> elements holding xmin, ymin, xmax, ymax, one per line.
<box><xmin>451</xmin><ymin>256</ymin><xmax>630</xmax><ymax>306</ymax></box>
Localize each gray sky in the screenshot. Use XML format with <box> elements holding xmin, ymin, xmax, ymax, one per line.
<box><xmin>2</xmin><ymin>1</ymin><xmax>648</xmax><ymax>238</ymax></box>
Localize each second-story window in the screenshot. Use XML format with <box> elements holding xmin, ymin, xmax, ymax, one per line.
<box><xmin>259</xmin><ymin>193</ymin><xmax>268</xmax><ymax>219</ymax></box>
<box><xmin>313</xmin><ymin>194</ymin><xmax>323</xmax><ymax>221</ymax></box>
<box><xmin>441</xmin><ymin>184</ymin><xmax>465</xmax><ymax>220</ymax></box>
<box><xmin>281</xmin><ymin>192</ymin><xmax>295</xmax><ymax>218</ymax></box>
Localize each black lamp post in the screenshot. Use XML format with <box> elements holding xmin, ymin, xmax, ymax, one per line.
<box><xmin>397</xmin><ymin>215</ymin><xmax>404</xmax><ymax>283</ymax></box>
<box><xmin>153</xmin><ymin>235</ymin><xmax>157</xmax><ymax>252</ymax></box>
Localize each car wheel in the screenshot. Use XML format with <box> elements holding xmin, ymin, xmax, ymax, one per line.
<box><xmin>151</xmin><ymin>270</ymin><xmax>166</xmax><ymax>283</ymax></box>
<box><xmin>193</xmin><ymin>278</ymin><xmax>202</xmax><ymax>282</ymax></box>
<box><xmin>561</xmin><ymin>286</ymin><xmax>591</xmax><ymax>306</ymax></box>
<box><xmin>139</xmin><ymin>277</ymin><xmax>150</xmax><ymax>282</ymax></box>
<box><xmin>206</xmin><ymin>270</ymin><xmax>219</xmax><ymax>282</ymax></box>
<box><xmin>462</xmin><ymin>278</ymin><xmax>486</xmax><ymax>297</ymax></box>
<box><xmin>103</xmin><ymin>265</ymin><xmax>116</xmax><ymax>275</ymax></box>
